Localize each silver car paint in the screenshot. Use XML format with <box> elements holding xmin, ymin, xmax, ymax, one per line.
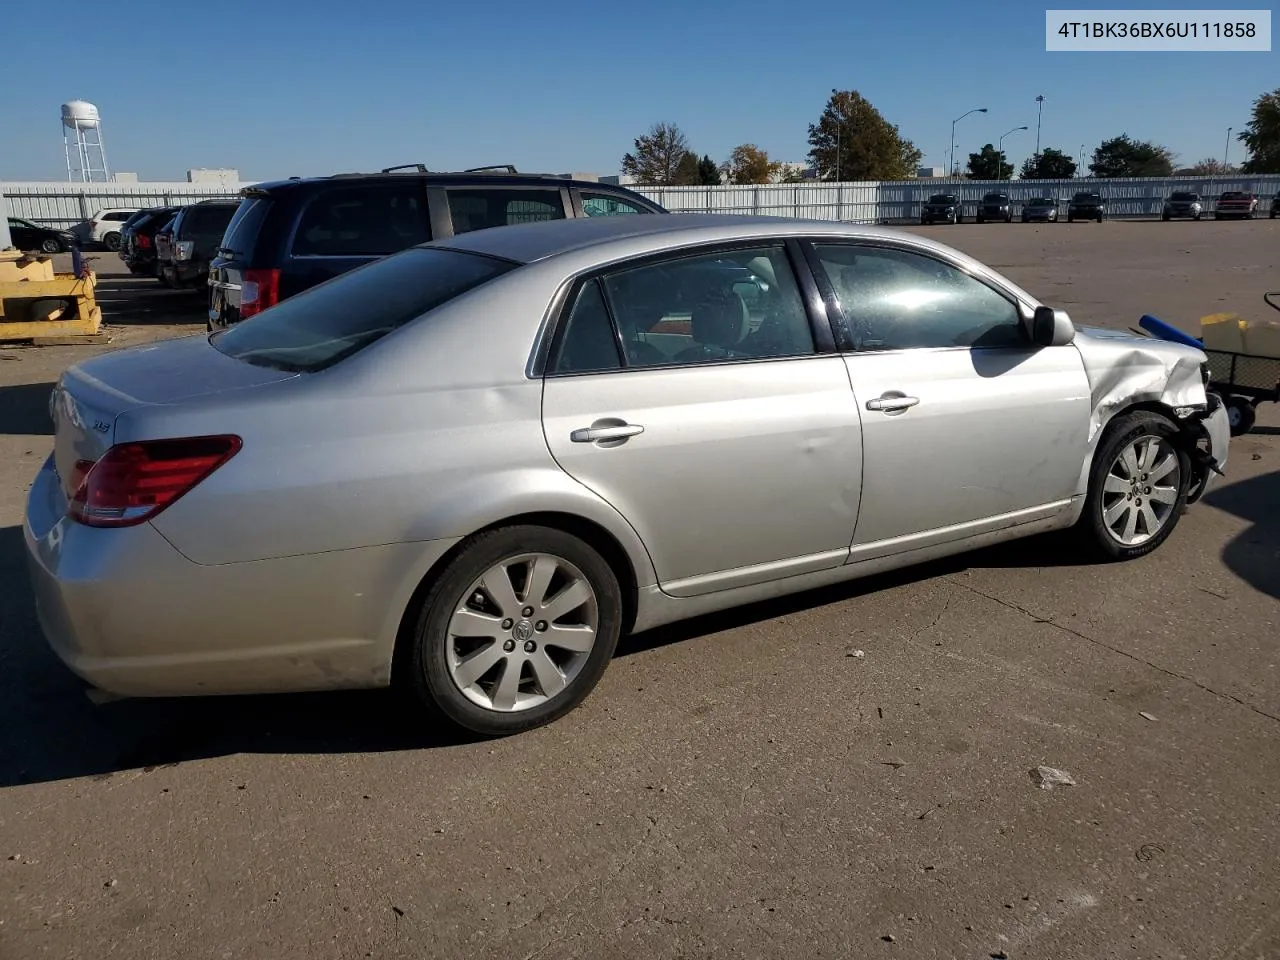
<box><xmin>25</xmin><ymin>214</ymin><xmax>1230</xmax><ymax>696</ymax></box>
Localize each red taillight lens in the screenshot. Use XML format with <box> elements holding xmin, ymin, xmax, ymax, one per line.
<box><xmin>68</xmin><ymin>435</ymin><xmax>242</xmax><ymax>528</ymax></box>
<box><xmin>137</xmin><ymin>233</ymin><xmax>152</xmax><ymax>250</ymax></box>
<box><xmin>239</xmin><ymin>268</ymin><xmax>281</xmax><ymax>319</ymax></box>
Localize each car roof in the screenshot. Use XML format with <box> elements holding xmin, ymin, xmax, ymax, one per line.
<box><xmin>245</xmin><ymin>172</ymin><xmax>637</xmax><ymax>194</ymax></box>
<box><xmin>430</xmin><ymin>213</ymin><xmax>979</xmax><ymax>266</ymax></box>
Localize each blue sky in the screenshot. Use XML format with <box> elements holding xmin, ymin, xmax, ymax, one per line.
<box><xmin>1</xmin><ymin>0</ymin><xmax>1275</xmax><ymax>182</ymax></box>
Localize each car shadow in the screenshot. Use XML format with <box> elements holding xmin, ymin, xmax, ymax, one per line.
<box><xmin>0</xmin><ymin>522</ymin><xmax>1100</xmax><ymax>789</ymax></box>
<box><xmin>1202</xmin><ymin>469</ymin><xmax>1280</xmax><ymax>601</ymax></box>
<box><xmin>0</xmin><ymin>382</ymin><xmax>54</xmax><ymax>436</ymax></box>
<box><xmin>91</xmin><ymin>271</ymin><xmax>206</xmax><ymax>327</ymax></box>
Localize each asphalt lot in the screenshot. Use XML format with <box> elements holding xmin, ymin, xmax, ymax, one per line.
<box><xmin>1</xmin><ymin>221</ymin><xmax>1278</xmax><ymax>960</ymax></box>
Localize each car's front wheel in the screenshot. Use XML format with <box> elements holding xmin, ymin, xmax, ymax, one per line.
<box><xmin>1078</xmin><ymin>411</ymin><xmax>1190</xmax><ymax>561</ymax></box>
<box><xmin>405</xmin><ymin>525</ymin><xmax>623</xmax><ymax>736</ymax></box>
<box><xmin>104</xmin><ymin>232</ymin><xmax>121</xmax><ymax>251</ymax></box>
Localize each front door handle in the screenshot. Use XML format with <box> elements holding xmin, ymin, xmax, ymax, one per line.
<box><xmin>570</xmin><ymin>422</ymin><xmax>645</xmax><ymax>443</ymax></box>
<box><xmin>866</xmin><ymin>394</ymin><xmax>920</xmax><ymax>412</ymax></box>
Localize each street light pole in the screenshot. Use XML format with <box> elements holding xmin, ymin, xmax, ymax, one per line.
<box><xmin>1078</xmin><ymin>143</ymin><xmax>1086</xmax><ymax>175</ymax></box>
<box><xmin>1034</xmin><ymin>95</ymin><xmax>1046</xmax><ymax>157</ymax></box>
<box><xmin>0</xmin><ymin>183</ymin><xmax>12</xmax><ymax>251</ymax></box>
<box><xmin>836</xmin><ymin>122</ymin><xmax>841</xmax><ymax>182</ymax></box>
<box><xmin>949</xmin><ymin>107</ymin><xmax>988</xmax><ymax>177</ymax></box>
<box><xmin>1223</xmin><ymin>126</ymin><xmax>1232</xmax><ymax>170</ymax></box>
<box><xmin>998</xmin><ymin>126</ymin><xmax>1029</xmax><ymax>181</ymax></box>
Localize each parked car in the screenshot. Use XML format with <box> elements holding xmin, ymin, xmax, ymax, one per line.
<box><xmin>1272</xmin><ymin>195</ymin><xmax>1280</xmax><ymax>219</ymax></box>
<box><xmin>26</xmin><ymin>214</ymin><xmax>1230</xmax><ymax>736</ymax></box>
<box><xmin>1067</xmin><ymin>192</ymin><xmax>1105</xmax><ymax>223</ymax></box>
<box><xmin>156</xmin><ymin>200</ymin><xmax>239</xmax><ymax>288</ymax></box>
<box><xmin>6</xmin><ymin>217</ymin><xmax>77</xmax><ymax>254</ymax></box>
<box><xmin>207</xmin><ymin>165</ymin><xmax>666</xmax><ymax>330</ymax></box>
<box><xmin>976</xmin><ymin>192</ymin><xmax>1013</xmax><ymax>223</ymax></box>
<box><xmin>1162</xmin><ymin>191</ymin><xmax>1203</xmax><ymax>221</ymax></box>
<box><xmin>1214</xmin><ymin>191</ymin><xmax>1259</xmax><ymax>220</ymax></box>
<box><xmin>119</xmin><ymin>207</ymin><xmax>181</xmax><ymax>276</ymax></box>
<box><xmin>83</xmin><ymin>208</ymin><xmax>139</xmax><ymax>250</ymax></box>
<box><xmin>151</xmin><ymin>208</ymin><xmax>184</xmax><ymax>283</ymax></box>
<box><xmin>920</xmin><ymin>194</ymin><xmax>962</xmax><ymax>224</ymax></box>
<box><xmin>1021</xmin><ymin>197</ymin><xmax>1059</xmax><ymax>223</ymax></box>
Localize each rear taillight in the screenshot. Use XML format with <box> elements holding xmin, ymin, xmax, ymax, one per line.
<box><xmin>137</xmin><ymin>233</ymin><xmax>152</xmax><ymax>250</ymax></box>
<box><xmin>175</xmin><ymin>240</ymin><xmax>195</xmax><ymax>262</ymax></box>
<box><xmin>68</xmin><ymin>435</ymin><xmax>242</xmax><ymax>528</ymax></box>
<box><xmin>239</xmin><ymin>268</ymin><xmax>281</xmax><ymax>319</ymax></box>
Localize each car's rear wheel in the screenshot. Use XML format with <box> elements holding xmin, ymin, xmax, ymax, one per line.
<box><xmin>104</xmin><ymin>232</ymin><xmax>121</xmax><ymax>251</ymax></box>
<box><xmin>40</xmin><ymin>238</ymin><xmax>61</xmax><ymax>254</ymax></box>
<box><xmin>405</xmin><ymin>525</ymin><xmax>623</xmax><ymax>736</ymax></box>
<box><xmin>1078</xmin><ymin>411</ymin><xmax>1189</xmax><ymax>561</ymax></box>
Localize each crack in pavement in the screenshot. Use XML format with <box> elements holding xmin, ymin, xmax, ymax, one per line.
<box><xmin>943</xmin><ymin>576</ymin><xmax>1280</xmax><ymax>727</ymax></box>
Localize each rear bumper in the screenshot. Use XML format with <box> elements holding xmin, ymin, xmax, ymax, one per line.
<box><xmin>23</xmin><ymin>456</ymin><xmax>458</xmax><ymax>697</ymax></box>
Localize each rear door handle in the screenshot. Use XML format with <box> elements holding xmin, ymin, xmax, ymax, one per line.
<box><xmin>570</xmin><ymin>423</ymin><xmax>645</xmax><ymax>443</ymax></box>
<box><xmin>866</xmin><ymin>395</ymin><xmax>920</xmax><ymax>412</ymax></box>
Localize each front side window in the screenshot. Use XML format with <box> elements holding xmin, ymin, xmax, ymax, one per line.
<box><xmin>292</xmin><ymin>184</ymin><xmax>430</xmax><ymax>257</ymax></box>
<box><xmin>581</xmin><ymin>194</ymin><xmax>647</xmax><ymax>217</ymax></box>
<box><xmin>552</xmin><ymin>245</ymin><xmax>815</xmax><ymax>371</ymax></box>
<box><xmin>447</xmin><ymin>189</ymin><xmax>566</xmax><ymax>235</ymax></box>
<box><xmin>813</xmin><ymin>244</ymin><xmax>1024</xmax><ymax>352</ymax></box>
<box><xmin>213</xmin><ymin>247</ymin><xmax>516</xmax><ymax>372</ymax></box>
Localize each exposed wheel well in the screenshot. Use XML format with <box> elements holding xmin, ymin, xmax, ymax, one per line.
<box><xmin>390</xmin><ymin>512</ymin><xmax>641</xmax><ymax>684</ymax></box>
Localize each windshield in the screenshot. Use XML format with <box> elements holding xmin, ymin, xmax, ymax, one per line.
<box><xmin>212</xmin><ymin>247</ymin><xmax>518</xmax><ymax>373</ymax></box>
<box><xmin>1028</xmin><ymin>198</ymin><xmax>1054</xmax><ymax>205</ymax></box>
<box><xmin>1220</xmin><ymin>192</ymin><xmax>1246</xmax><ymax>199</ymax></box>
<box><xmin>982</xmin><ymin>194</ymin><xmax>1008</xmax><ymax>202</ymax></box>
<box><xmin>1073</xmin><ymin>193</ymin><xmax>1099</xmax><ymax>201</ymax></box>
<box><xmin>928</xmin><ymin>195</ymin><xmax>957</xmax><ymax>204</ymax></box>
<box><xmin>1169</xmin><ymin>192</ymin><xmax>1198</xmax><ymax>201</ymax></box>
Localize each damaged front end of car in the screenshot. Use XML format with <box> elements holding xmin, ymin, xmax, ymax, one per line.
<box><xmin>1073</xmin><ymin>325</ymin><xmax>1230</xmax><ymax>504</ymax></box>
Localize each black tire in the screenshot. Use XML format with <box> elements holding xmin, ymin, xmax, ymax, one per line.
<box><xmin>1225</xmin><ymin>396</ymin><xmax>1257</xmax><ymax>436</ymax></box>
<box><xmin>1195</xmin><ymin>213</ymin><xmax>1202</xmax><ymax>221</ymax></box>
<box><xmin>104</xmin><ymin>232</ymin><xmax>122</xmax><ymax>251</ymax></box>
<box><xmin>40</xmin><ymin>238</ymin><xmax>61</xmax><ymax>254</ymax></box>
<box><xmin>404</xmin><ymin>525</ymin><xmax>623</xmax><ymax>736</ymax></box>
<box><xmin>1162</xmin><ymin>213</ymin><xmax>1170</xmax><ymax>221</ymax></box>
<box><xmin>977</xmin><ymin>216</ymin><xmax>985</xmax><ymax>224</ymax></box>
<box><xmin>1077</xmin><ymin>410</ymin><xmax>1191</xmax><ymax>561</ymax></box>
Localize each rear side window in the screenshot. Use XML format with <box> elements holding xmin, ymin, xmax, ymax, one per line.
<box><xmin>447</xmin><ymin>188</ymin><xmax>565</xmax><ymax>235</ymax></box>
<box><xmin>220</xmin><ymin>198</ymin><xmax>272</xmax><ymax>256</ymax></box>
<box><xmin>292</xmin><ymin>184</ymin><xmax>430</xmax><ymax>257</ymax></box>
<box><xmin>183</xmin><ymin>204</ymin><xmax>237</xmax><ymax>237</ymax></box>
<box><xmin>582</xmin><ymin>194</ymin><xmax>648</xmax><ymax>217</ymax></box>
<box><xmin>212</xmin><ymin>248</ymin><xmax>517</xmax><ymax>372</ymax></box>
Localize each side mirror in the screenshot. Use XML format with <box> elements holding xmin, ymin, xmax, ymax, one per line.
<box><xmin>1030</xmin><ymin>305</ymin><xmax>1076</xmax><ymax>347</ymax></box>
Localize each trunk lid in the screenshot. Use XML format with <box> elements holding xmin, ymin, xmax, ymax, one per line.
<box><xmin>50</xmin><ymin>334</ymin><xmax>297</xmax><ymax>499</ymax></box>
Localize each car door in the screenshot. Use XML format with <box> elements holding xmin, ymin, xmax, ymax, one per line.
<box><xmin>541</xmin><ymin>241</ymin><xmax>863</xmax><ymax>598</ymax></box>
<box><xmin>805</xmin><ymin>240</ymin><xmax>1092</xmax><ymax>558</ymax></box>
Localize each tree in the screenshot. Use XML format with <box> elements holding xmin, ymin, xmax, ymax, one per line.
<box><xmin>807</xmin><ymin>89</ymin><xmax>922</xmax><ymax>181</ymax></box>
<box><xmin>1176</xmin><ymin>158</ymin><xmax>1236</xmax><ymax>176</ymax></box>
<box><xmin>1020</xmin><ymin>147</ymin><xmax>1077</xmax><ymax>179</ymax></box>
<box><xmin>723</xmin><ymin>143</ymin><xmax>782</xmax><ymax>184</ymax></box>
<box><xmin>696</xmin><ymin>154</ymin><xmax>722</xmax><ymax>185</ymax></box>
<box><xmin>966</xmin><ymin>144</ymin><xmax>1014</xmax><ymax>180</ymax></box>
<box><xmin>1088</xmin><ymin>134</ymin><xmax>1175</xmax><ymax>177</ymax></box>
<box><xmin>1239</xmin><ymin>87</ymin><xmax>1280</xmax><ymax>173</ymax></box>
<box><xmin>621</xmin><ymin>122</ymin><xmax>693</xmax><ymax>185</ymax></box>
<box><xmin>674</xmin><ymin>150</ymin><xmax>700</xmax><ymax>186</ymax></box>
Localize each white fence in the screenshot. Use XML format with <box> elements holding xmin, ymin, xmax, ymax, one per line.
<box><xmin>5</xmin><ymin>175</ymin><xmax>1280</xmax><ymax>230</ymax></box>
<box><xmin>2</xmin><ymin>181</ymin><xmax>244</xmax><ymax>228</ymax></box>
<box><xmin>635</xmin><ymin>175</ymin><xmax>1280</xmax><ymax>223</ymax></box>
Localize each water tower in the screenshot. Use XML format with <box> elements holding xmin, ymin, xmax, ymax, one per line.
<box><xmin>62</xmin><ymin>100</ymin><xmax>110</xmax><ymax>183</ymax></box>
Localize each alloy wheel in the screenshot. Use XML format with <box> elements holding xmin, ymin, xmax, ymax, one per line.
<box><xmin>446</xmin><ymin>553</ymin><xmax>598</xmax><ymax>712</ymax></box>
<box><xmin>1100</xmin><ymin>435</ymin><xmax>1181</xmax><ymax>546</ymax></box>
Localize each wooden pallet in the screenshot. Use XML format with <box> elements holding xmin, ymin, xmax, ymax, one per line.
<box><xmin>0</xmin><ymin>250</ymin><xmax>102</xmax><ymax>343</ymax></box>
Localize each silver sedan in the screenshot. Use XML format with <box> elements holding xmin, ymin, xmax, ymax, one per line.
<box><xmin>25</xmin><ymin>214</ymin><xmax>1230</xmax><ymax>735</ymax></box>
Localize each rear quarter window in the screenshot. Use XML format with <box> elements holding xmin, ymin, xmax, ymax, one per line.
<box><xmin>211</xmin><ymin>247</ymin><xmax>517</xmax><ymax>372</ymax></box>
<box><xmin>184</xmin><ymin>205</ymin><xmax>238</xmax><ymax>237</ymax></box>
<box><xmin>220</xmin><ymin>198</ymin><xmax>273</xmax><ymax>256</ymax></box>
<box><xmin>446</xmin><ymin>188</ymin><xmax>566</xmax><ymax>235</ymax></box>
<box><xmin>291</xmin><ymin>183</ymin><xmax>430</xmax><ymax>257</ymax></box>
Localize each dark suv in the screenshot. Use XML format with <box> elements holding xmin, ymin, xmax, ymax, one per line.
<box><xmin>158</xmin><ymin>200</ymin><xmax>239</xmax><ymax>288</ymax></box>
<box><xmin>976</xmin><ymin>192</ymin><xmax>1012</xmax><ymax>223</ymax></box>
<box><xmin>207</xmin><ymin>166</ymin><xmax>666</xmax><ymax>329</ymax></box>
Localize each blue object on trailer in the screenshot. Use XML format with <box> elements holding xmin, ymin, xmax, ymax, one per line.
<box><xmin>1138</xmin><ymin>313</ymin><xmax>1204</xmax><ymax>349</ymax></box>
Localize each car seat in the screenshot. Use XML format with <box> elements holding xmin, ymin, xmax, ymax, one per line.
<box><xmin>672</xmin><ymin>289</ymin><xmax>750</xmax><ymax>364</ymax></box>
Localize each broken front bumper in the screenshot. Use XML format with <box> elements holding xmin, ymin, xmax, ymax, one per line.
<box><xmin>1185</xmin><ymin>393</ymin><xmax>1230</xmax><ymax>503</ymax></box>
